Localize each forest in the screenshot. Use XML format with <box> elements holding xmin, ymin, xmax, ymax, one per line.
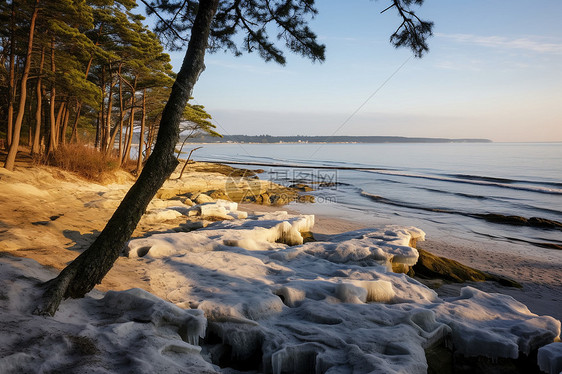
<box><xmin>0</xmin><ymin>0</ymin><xmax>218</xmax><ymax>173</ymax></box>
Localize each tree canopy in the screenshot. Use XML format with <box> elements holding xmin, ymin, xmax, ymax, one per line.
<box><xmin>0</xmin><ymin>0</ymin><xmax>219</xmax><ymax>170</ymax></box>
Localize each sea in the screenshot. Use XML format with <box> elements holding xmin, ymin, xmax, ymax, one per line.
<box><xmin>184</xmin><ymin>142</ymin><xmax>562</xmax><ymax>251</ymax></box>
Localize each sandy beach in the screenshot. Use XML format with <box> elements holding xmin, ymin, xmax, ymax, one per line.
<box><xmin>1</xmin><ymin>162</ymin><xmax>561</xmax><ymax>373</ymax></box>
<box><xmin>1</xmin><ymin>163</ymin><xmax>560</xmax><ymax>320</ymax></box>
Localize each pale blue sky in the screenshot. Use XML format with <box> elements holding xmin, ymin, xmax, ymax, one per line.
<box><xmin>158</xmin><ymin>1</ymin><xmax>562</xmax><ymax>142</ymax></box>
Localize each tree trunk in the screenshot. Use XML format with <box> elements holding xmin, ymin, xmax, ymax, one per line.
<box><xmin>104</xmin><ymin>64</ymin><xmax>115</xmax><ymax>153</ymax></box>
<box><xmin>55</xmin><ymin>101</ymin><xmax>66</xmax><ymax>141</ymax></box>
<box><xmin>122</xmin><ymin>76</ymin><xmax>137</xmax><ymax>165</ymax></box>
<box><xmin>32</xmin><ymin>47</ymin><xmax>46</xmax><ymax>155</ymax></box>
<box><xmin>60</xmin><ymin>103</ymin><xmax>70</xmax><ymax>145</ymax></box>
<box><xmin>117</xmin><ymin>62</ymin><xmax>124</xmax><ymax>162</ymax></box>
<box><xmin>4</xmin><ymin>0</ymin><xmax>40</xmax><ymax>170</ymax></box>
<box><xmin>48</xmin><ymin>37</ymin><xmax>57</xmax><ymax>153</ymax></box>
<box><xmin>145</xmin><ymin>117</ymin><xmax>159</xmax><ymax>160</ymax></box>
<box><xmin>70</xmin><ymin>56</ymin><xmax>95</xmax><ymax>142</ymax></box>
<box><xmin>136</xmin><ymin>88</ymin><xmax>146</xmax><ymax>175</ymax></box>
<box><xmin>98</xmin><ymin>64</ymin><xmax>106</xmax><ymax>150</ymax></box>
<box><xmin>70</xmin><ymin>102</ymin><xmax>82</xmax><ymax>143</ymax></box>
<box><xmin>34</xmin><ymin>0</ymin><xmax>219</xmax><ymax>316</ymax></box>
<box><xmin>6</xmin><ymin>0</ymin><xmax>17</xmax><ymax>149</ymax></box>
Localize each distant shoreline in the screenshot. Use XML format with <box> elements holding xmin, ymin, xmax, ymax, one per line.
<box><xmin>184</xmin><ymin>135</ymin><xmax>493</xmax><ymax>144</ymax></box>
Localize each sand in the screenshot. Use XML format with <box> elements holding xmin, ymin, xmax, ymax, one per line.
<box><xmin>1</xmin><ymin>162</ymin><xmax>561</xmax><ymax>323</ymax></box>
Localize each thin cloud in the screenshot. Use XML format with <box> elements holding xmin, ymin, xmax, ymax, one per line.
<box><xmin>436</xmin><ymin>33</ymin><xmax>562</xmax><ymax>54</ymax></box>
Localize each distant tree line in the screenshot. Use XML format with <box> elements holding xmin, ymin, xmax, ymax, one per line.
<box><xmin>0</xmin><ymin>0</ymin><xmax>219</xmax><ymax>172</ymax></box>
<box><xmin>187</xmin><ymin>135</ymin><xmax>492</xmax><ymax>144</ymax></box>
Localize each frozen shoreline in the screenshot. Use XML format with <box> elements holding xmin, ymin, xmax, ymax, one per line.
<box><xmin>253</xmin><ymin>202</ymin><xmax>562</xmax><ymax>322</ymax></box>
<box><xmin>1</xmin><ymin>163</ymin><xmax>561</xmax><ymax>373</ymax></box>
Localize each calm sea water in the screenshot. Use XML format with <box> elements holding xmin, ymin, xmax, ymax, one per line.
<box><xmin>186</xmin><ymin>142</ymin><xmax>562</xmax><ymax>249</ymax></box>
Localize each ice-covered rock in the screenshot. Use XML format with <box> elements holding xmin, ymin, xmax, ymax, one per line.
<box><xmin>0</xmin><ymin>256</ymin><xmax>217</xmax><ymax>374</ymax></box>
<box><xmin>432</xmin><ymin>287</ymin><xmax>561</xmax><ymax>359</ymax></box>
<box><xmin>143</xmin><ymin>208</ymin><xmax>183</xmax><ymax>224</ymax></box>
<box><xmin>538</xmin><ymin>342</ymin><xmax>562</xmax><ymax>374</ymax></box>
<box><xmin>300</xmin><ymin>226</ymin><xmax>421</xmax><ymax>270</ymax></box>
<box><xmin>78</xmin><ymin>209</ymin><xmax>562</xmax><ymax>373</ymax></box>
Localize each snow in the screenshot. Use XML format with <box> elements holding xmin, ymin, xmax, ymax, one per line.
<box><xmin>1</xmin><ymin>201</ymin><xmax>560</xmax><ymax>373</ymax></box>
<box><xmin>538</xmin><ymin>342</ymin><xmax>562</xmax><ymax>374</ymax></box>
<box><xmin>0</xmin><ymin>256</ymin><xmax>215</xmax><ymax>374</ymax></box>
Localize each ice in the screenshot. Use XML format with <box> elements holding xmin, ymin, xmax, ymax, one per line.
<box><xmin>300</xmin><ymin>226</ymin><xmax>421</xmax><ymax>270</ymax></box>
<box><xmin>3</xmin><ymin>204</ymin><xmax>561</xmax><ymax>373</ymax></box>
<box><xmin>0</xmin><ymin>256</ymin><xmax>216</xmax><ymax>374</ymax></box>
<box><xmin>143</xmin><ymin>208</ymin><xmax>183</xmax><ymax>224</ymax></box>
<box><xmin>538</xmin><ymin>342</ymin><xmax>562</xmax><ymax>374</ymax></box>
<box><xmin>432</xmin><ymin>286</ymin><xmax>561</xmax><ymax>359</ymax></box>
<box><xmin>100</xmin><ymin>288</ymin><xmax>207</xmax><ymax>346</ymax></box>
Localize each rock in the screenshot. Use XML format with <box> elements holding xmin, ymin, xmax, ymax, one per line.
<box><xmin>194</xmin><ymin>193</ymin><xmax>214</xmax><ymax>204</ymax></box>
<box><xmin>235</xmin><ymin>211</ymin><xmax>248</xmax><ymax>219</ymax></box>
<box><xmin>478</xmin><ymin>214</ymin><xmax>562</xmax><ymax>230</ymax></box>
<box><xmin>412</xmin><ymin>248</ymin><xmax>522</xmax><ymax>288</ymax></box>
<box><xmin>289</xmin><ymin>183</ymin><xmax>314</xmax><ymax>192</ymax></box>
<box><xmin>207</xmin><ymin>189</ymin><xmax>230</xmax><ymax>200</ymax></box>
<box><xmin>528</xmin><ymin>217</ymin><xmax>562</xmax><ymax>230</ymax></box>
<box><xmin>156</xmin><ymin>188</ymin><xmax>181</xmax><ymax>200</ymax></box>
<box><xmin>538</xmin><ymin>342</ymin><xmax>562</xmax><ymax>374</ymax></box>
<box><xmin>256</xmin><ymin>193</ymin><xmax>271</xmax><ymax>205</ymax></box>
<box><xmin>181</xmin><ymin>197</ymin><xmax>195</xmax><ymax>206</ymax></box>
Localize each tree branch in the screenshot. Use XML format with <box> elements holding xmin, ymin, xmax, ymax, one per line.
<box><xmin>139</xmin><ymin>0</ymin><xmax>188</xmax><ymax>42</ymax></box>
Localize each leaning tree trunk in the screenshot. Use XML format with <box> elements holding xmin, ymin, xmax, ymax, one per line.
<box><xmin>34</xmin><ymin>0</ymin><xmax>220</xmax><ymax>317</ymax></box>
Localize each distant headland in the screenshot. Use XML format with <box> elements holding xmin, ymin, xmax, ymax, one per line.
<box><xmin>186</xmin><ymin>135</ymin><xmax>492</xmax><ymax>144</ymax></box>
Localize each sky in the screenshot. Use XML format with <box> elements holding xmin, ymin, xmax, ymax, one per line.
<box><xmin>156</xmin><ymin>1</ymin><xmax>562</xmax><ymax>142</ymax></box>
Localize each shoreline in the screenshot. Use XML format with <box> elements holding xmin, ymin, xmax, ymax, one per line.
<box><xmin>1</xmin><ymin>161</ymin><xmax>560</xmax><ymax>320</ymax></box>
<box><xmin>1</xmin><ymin>161</ymin><xmax>561</xmax><ymax>373</ymax></box>
<box><xmin>265</xmin><ymin>202</ymin><xmax>562</xmax><ymax>321</ymax></box>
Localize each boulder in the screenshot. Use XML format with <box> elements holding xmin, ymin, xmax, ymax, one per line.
<box><xmin>194</xmin><ymin>193</ymin><xmax>214</xmax><ymax>204</ymax></box>
<box><xmin>411</xmin><ymin>248</ymin><xmax>522</xmax><ymax>288</ymax></box>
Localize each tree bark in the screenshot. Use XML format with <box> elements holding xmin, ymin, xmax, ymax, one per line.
<box><xmin>122</xmin><ymin>75</ymin><xmax>137</xmax><ymax>165</ymax></box>
<box><xmin>6</xmin><ymin>0</ymin><xmax>17</xmax><ymax>149</ymax></box>
<box><xmin>104</xmin><ymin>64</ymin><xmax>115</xmax><ymax>153</ymax></box>
<box><xmin>136</xmin><ymin>88</ymin><xmax>146</xmax><ymax>174</ymax></box>
<box><xmin>97</xmin><ymin>64</ymin><xmax>106</xmax><ymax>150</ymax></box>
<box><xmin>48</xmin><ymin>37</ymin><xmax>57</xmax><ymax>153</ymax></box>
<box><xmin>70</xmin><ymin>55</ymin><xmax>95</xmax><ymax>143</ymax></box>
<box><xmin>55</xmin><ymin>101</ymin><xmax>66</xmax><ymax>141</ymax></box>
<box><xmin>69</xmin><ymin>102</ymin><xmax>82</xmax><ymax>143</ymax></box>
<box><xmin>32</xmin><ymin>47</ymin><xmax>46</xmax><ymax>155</ymax></box>
<box><xmin>60</xmin><ymin>103</ymin><xmax>70</xmax><ymax>145</ymax></box>
<box><xmin>117</xmin><ymin>62</ymin><xmax>124</xmax><ymax>161</ymax></box>
<box><xmin>34</xmin><ymin>0</ymin><xmax>219</xmax><ymax>316</ymax></box>
<box><xmin>4</xmin><ymin>0</ymin><xmax>40</xmax><ymax>170</ymax></box>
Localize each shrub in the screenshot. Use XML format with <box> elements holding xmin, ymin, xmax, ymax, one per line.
<box><xmin>37</xmin><ymin>144</ymin><xmax>124</xmax><ymax>181</ymax></box>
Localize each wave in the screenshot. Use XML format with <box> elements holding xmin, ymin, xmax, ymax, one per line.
<box><xmin>415</xmin><ymin>187</ymin><xmax>562</xmax><ymax>216</ymax></box>
<box><xmin>360</xmin><ymin>191</ymin><xmax>562</xmax><ymax>231</ymax></box>
<box><xmin>200</xmin><ymin>160</ymin><xmax>562</xmax><ymax>195</ymax></box>
<box><xmin>445</xmin><ymin>173</ymin><xmax>562</xmax><ymax>189</ymax></box>
<box><xmin>201</xmin><ymin>160</ymin><xmax>392</xmax><ymax>171</ymax></box>
<box><xmin>416</xmin><ymin>187</ymin><xmax>491</xmax><ymax>201</ymax></box>
<box><xmin>363</xmin><ymin>170</ymin><xmax>562</xmax><ymax>195</ymax></box>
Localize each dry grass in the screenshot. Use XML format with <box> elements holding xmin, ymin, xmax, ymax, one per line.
<box><xmin>37</xmin><ymin>144</ymin><xmax>126</xmax><ymax>182</ymax></box>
